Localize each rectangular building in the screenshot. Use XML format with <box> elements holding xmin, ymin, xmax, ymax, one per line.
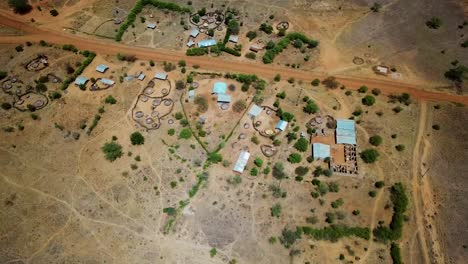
<box><xmin>233</xmin><ymin>150</ymin><xmax>250</xmax><ymax>173</ymax></box>
<box><xmin>312</xmin><ymin>143</ymin><xmax>331</xmax><ymax>160</ymax></box>
<box><xmin>197</xmin><ymin>39</ymin><xmax>217</xmax><ymax>48</ymax></box>
<box><xmin>336</xmin><ymin>119</ymin><xmax>356</xmax><ymax>145</ymax></box>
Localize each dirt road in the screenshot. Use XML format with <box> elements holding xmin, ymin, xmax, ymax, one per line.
<box><xmin>0</xmin><ymin>10</ymin><xmax>467</xmax><ymax>104</ymax></box>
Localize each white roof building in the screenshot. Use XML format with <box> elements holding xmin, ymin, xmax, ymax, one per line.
<box><xmin>233</xmin><ymin>150</ymin><xmax>250</xmax><ymax>173</ymax></box>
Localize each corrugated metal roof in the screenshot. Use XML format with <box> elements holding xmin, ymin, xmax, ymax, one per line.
<box><xmin>217</xmin><ymin>93</ymin><xmax>231</xmax><ymax>103</ymax></box>
<box><xmin>137</xmin><ymin>73</ymin><xmax>146</xmax><ymax>81</ymax></box>
<box><xmin>74</xmin><ymin>76</ymin><xmax>88</xmax><ymax>85</ymax></box>
<box><xmin>187</xmin><ymin>40</ymin><xmax>195</xmax><ymax>47</ymax></box>
<box><xmin>154</xmin><ymin>72</ymin><xmax>167</xmax><ymax>80</ymax></box>
<box><xmin>197</xmin><ymin>39</ymin><xmax>216</xmax><ymax>48</ymax></box>
<box><xmin>212</xmin><ymin>82</ymin><xmax>227</xmax><ymax>94</ymax></box>
<box><xmin>96</xmin><ymin>64</ymin><xmax>109</xmax><ymax>73</ymax></box>
<box><xmin>248</xmin><ymin>104</ymin><xmax>262</xmax><ymax>117</ymax></box>
<box><xmin>233</xmin><ymin>151</ymin><xmax>250</xmax><ymax>173</ymax></box>
<box><xmin>147</xmin><ymin>23</ymin><xmax>157</xmax><ymax>29</ymax></box>
<box><xmin>336</xmin><ymin>119</ymin><xmax>355</xmax><ymax>131</ymax></box>
<box><xmin>100</xmin><ymin>78</ymin><xmax>115</xmax><ymax>85</ymax></box>
<box><xmin>276</xmin><ymin>120</ymin><xmax>288</xmax><ymax>131</ymax></box>
<box><xmin>188</xmin><ymin>89</ymin><xmax>196</xmax><ymax>98</ymax></box>
<box><xmin>335</xmin><ymin>119</ymin><xmax>356</xmax><ymax>145</ymax></box>
<box><xmin>190</xmin><ymin>28</ymin><xmax>199</xmax><ymax>37</ymax></box>
<box><xmin>229</xmin><ymin>35</ymin><xmax>239</xmax><ymax>43</ymax></box>
<box><xmin>313</xmin><ymin>143</ymin><xmax>331</xmax><ymax>159</ymax></box>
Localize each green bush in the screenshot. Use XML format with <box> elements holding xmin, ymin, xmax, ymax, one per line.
<box><xmin>262</xmin><ymin>32</ymin><xmax>319</xmax><ymax>64</ymax></box>
<box><xmin>50</xmin><ymin>9</ymin><xmax>59</xmax><ymax>16</ymax></box>
<box><xmin>288</xmin><ymin>153</ymin><xmax>302</xmax><ymax>163</ymax></box>
<box><xmin>426</xmin><ymin>17</ymin><xmax>442</xmax><ymax>29</ymax></box>
<box><xmin>375</xmin><ymin>181</ymin><xmax>385</xmax><ymax>188</ymax></box>
<box><xmin>395</xmin><ymin>144</ymin><xmax>405</xmax><ymax>152</ymax></box>
<box><xmin>271</xmin><ymin>203</ymin><xmax>282</xmax><ymax>217</ymax></box>
<box><xmin>331</xmin><ymin>198</ymin><xmax>344</xmax><ymax>208</ymax></box>
<box><xmin>130</xmin><ymin>132</ymin><xmax>145</xmax><ymax>145</ymax></box>
<box><xmin>101</xmin><ymin>141</ymin><xmax>123</xmax><ymax>161</ymax></box>
<box><xmin>362</xmin><ymin>95</ymin><xmax>376</xmax><ymax>106</ymax></box>
<box><xmin>254</xmin><ymin>157</ymin><xmax>263</xmax><ymax>167</ymax></box>
<box><xmin>179</xmin><ymin>128</ymin><xmax>192</xmax><ymax>139</ymax></box>
<box><xmin>8</xmin><ymin>0</ymin><xmax>32</xmax><ymax>14</ymax></box>
<box><xmin>311</xmin><ymin>79</ymin><xmax>320</xmax><ymax>86</ymax></box>
<box><xmin>168</xmin><ymin>129</ymin><xmax>175</xmax><ymax>136</ymax></box>
<box><xmin>360</xmin><ymin>149</ymin><xmax>380</xmax><ymax>163</ymax></box>
<box><xmin>369</xmin><ymin>135</ymin><xmax>383</xmax><ymax>146</ymax></box>
<box><xmin>358</xmin><ymin>85</ymin><xmax>368</xmax><ymax>93</ymax></box>
<box><xmin>294</xmin><ymin>138</ymin><xmax>309</xmax><ymax>152</ymax></box>
<box><xmin>0</xmin><ymin>71</ymin><xmax>7</xmax><ymax>80</ymax></box>
<box><xmin>390</xmin><ymin>243</ymin><xmax>403</xmax><ymax>264</ymax></box>
<box><xmin>272</xmin><ymin>162</ymin><xmax>287</xmax><ymax>180</ymax></box>
<box><xmin>1</xmin><ymin>102</ymin><xmax>12</xmax><ymax>110</ymax></box>
<box><xmin>304</xmin><ymin>100</ymin><xmax>319</xmax><ymax>114</ymax></box>
<box><xmin>295</xmin><ymin>166</ymin><xmax>309</xmax><ymax>177</ymax></box>
<box><xmin>250</xmin><ymin>167</ymin><xmax>259</xmax><ymax>176</ymax></box>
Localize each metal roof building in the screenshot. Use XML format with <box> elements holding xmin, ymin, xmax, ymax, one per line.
<box><xmin>187</xmin><ymin>39</ymin><xmax>195</xmax><ymax>47</ymax></box>
<box><xmin>147</xmin><ymin>23</ymin><xmax>157</xmax><ymax>29</ymax></box>
<box><xmin>74</xmin><ymin>76</ymin><xmax>89</xmax><ymax>86</ymax></box>
<box><xmin>233</xmin><ymin>150</ymin><xmax>250</xmax><ymax>173</ymax></box>
<box><xmin>336</xmin><ymin>119</ymin><xmax>356</xmax><ymax>145</ymax></box>
<box><xmin>137</xmin><ymin>73</ymin><xmax>146</xmax><ymax>81</ymax></box>
<box><xmin>190</xmin><ymin>28</ymin><xmax>200</xmax><ymax>38</ymax></box>
<box><xmin>312</xmin><ymin>143</ymin><xmax>331</xmax><ymax>160</ymax></box>
<box><xmin>154</xmin><ymin>72</ymin><xmax>168</xmax><ymax>80</ymax></box>
<box><xmin>217</xmin><ymin>93</ymin><xmax>231</xmax><ymax>103</ymax></box>
<box><xmin>96</xmin><ymin>64</ymin><xmax>109</xmax><ymax>73</ymax></box>
<box><xmin>197</xmin><ymin>39</ymin><xmax>217</xmax><ymax>48</ymax></box>
<box><xmin>212</xmin><ymin>82</ymin><xmax>227</xmax><ymax>94</ymax></box>
<box><xmin>248</xmin><ymin>104</ymin><xmax>262</xmax><ymax>118</ymax></box>
<box><xmin>188</xmin><ymin>89</ymin><xmax>196</xmax><ymax>101</ymax></box>
<box><xmin>275</xmin><ymin>120</ymin><xmax>288</xmax><ymax>131</ymax></box>
<box><xmin>100</xmin><ymin>78</ymin><xmax>115</xmax><ymax>86</ymax></box>
<box><xmin>229</xmin><ymin>35</ymin><xmax>239</xmax><ymax>43</ymax></box>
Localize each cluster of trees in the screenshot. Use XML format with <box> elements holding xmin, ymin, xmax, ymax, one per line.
<box><xmin>299</xmin><ymin>225</ymin><xmax>371</xmax><ymax>242</ymax></box>
<box><xmin>61</xmin><ymin>51</ymin><xmax>96</xmax><ymax>90</ymax></box>
<box><xmin>373</xmin><ymin>183</ymin><xmax>409</xmax><ymax>242</ymax></box>
<box><xmin>186</xmin><ymin>47</ymin><xmax>208</xmax><ymax>56</ymax></box>
<box><xmin>360</xmin><ymin>149</ymin><xmax>380</xmax><ymax>163</ymax></box>
<box><xmin>8</xmin><ymin>0</ymin><xmax>32</xmax><ymax>14</ymax></box>
<box><xmin>263</xmin><ymin>32</ymin><xmax>319</xmax><ymax>64</ymax></box>
<box><xmin>115</xmin><ymin>0</ymin><xmax>191</xmax><ymax>41</ymax></box>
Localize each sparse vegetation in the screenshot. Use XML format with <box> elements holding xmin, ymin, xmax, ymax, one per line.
<box><xmin>101</xmin><ymin>141</ymin><xmax>123</xmax><ymax>161</ymax></box>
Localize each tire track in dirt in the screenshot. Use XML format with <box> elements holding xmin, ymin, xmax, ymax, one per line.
<box><xmin>0</xmin><ymin>11</ymin><xmax>467</xmax><ymax>105</ymax></box>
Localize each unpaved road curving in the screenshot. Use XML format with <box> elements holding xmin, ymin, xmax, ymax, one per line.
<box><xmin>0</xmin><ymin>10</ymin><xmax>467</xmax><ymax>106</ymax></box>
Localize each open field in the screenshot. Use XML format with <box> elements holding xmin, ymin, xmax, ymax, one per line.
<box><xmin>0</xmin><ymin>0</ymin><xmax>467</xmax><ymax>263</ymax></box>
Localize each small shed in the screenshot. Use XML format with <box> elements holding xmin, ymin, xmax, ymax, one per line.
<box><xmin>229</xmin><ymin>35</ymin><xmax>239</xmax><ymax>43</ymax></box>
<box><xmin>233</xmin><ymin>150</ymin><xmax>250</xmax><ymax>173</ymax></box>
<box><xmin>154</xmin><ymin>72</ymin><xmax>168</xmax><ymax>80</ymax></box>
<box><xmin>137</xmin><ymin>73</ymin><xmax>146</xmax><ymax>81</ymax></box>
<box><xmin>190</xmin><ymin>28</ymin><xmax>200</xmax><ymax>38</ymax></box>
<box><xmin>197</xmin><ymin>39</ymin><xmax>217</xmax><ymax>48</ymax></box>
<box><xmin>312</xmin><ymin>143</ymin><xmax>331</xmax><ymax>160</ymax></box>
<box><xmin>217</xmin><ymin>93</ymin><xmax>231</xmax><ymax>103</ymax></box>
<box><xmin>275</xmin><ymin>120</ymin><xmax>288</xmax><ymax>131</ymax></box>
<box><xmin>248</xmin><ymin>104</ymin><xmax>262</xmax><ymax>118</ymax></box>
<box><xmin>212</xmin><ymin>82</ymin><xmax>227</xmax><ymax>94</ymax></box>
<box><xmin>96</xmin><ymin>64</ymin><xmax>109</xmax><ymax>73</ymax></box>
<box><xmin>124</xmin><ymin>76</ymin><xmax>134</xmax><ymax>82</ymax></box>
<box><xmin>74</xmin><ymin>76</ymin><xmax>89</xmax><ymax>86</ymax></box>
<box><xmin>187</xmin><ymin>39</ymin><xmax>195</xmax><ymax>47</ymax></box>
<box><xmin>100</xmin><ymin>78</ymin><xmax>115</xmax><ymax>86</ymax></box>
<box><xmin>147</xmin><ymin>23</ymin><xmax>157</xmax><ymax>29</ymax></box>
<box><xmin>250</xmin><ymin>44</ymin><xmax>262</xmax><ymax>52</ymax></box>
<box><xmin>188</xmin><ymin>89</ymin><xmax>196</xmax><ymax>101</ymax></box>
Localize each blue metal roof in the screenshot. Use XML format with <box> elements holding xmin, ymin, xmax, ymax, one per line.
<box><xmin>313</xmin><ymin>143</ymin><xmax>331</xmax><ymax>159</ymax></box>
<box><xmin>147</xmin><ymin>23</ymin><xmax>157</xmax><ymax>29</ymax></box>
<box><xmin>198</xmin><ymin>39</ymin><xmax>216</xmax><ymax>48</ymax></box>
<box><xmin>336</xmin><ymin>119</ymin><xmax>356</xmax><ymax>145</ymax></box>
<box><xmin>212</xmin><ymin>82</ymin><xmax>227</xmax><ymax>94</ymax></box>
<box><xmin>217</xmin><ymin>93</ymin><xmax>231</xmax><ymax>103</ymax></box>
<box><xmin>190</xmin><ymin>28</ymin><xmax>199</xmax><ymax>37</ymax></box>
<box><xmin>248</xmin><ymin>104</ymin><xmax>262</xmax><ymax>117</ymax></box>
<box><xmin>96</xmin><ymin>64</ymin><xmax>108</xmax><ymax>73</ymax></box>
<box><xmin>74</xmin><ymin>76</ymin><xmax>88</xmax><ymax>85</ymax></box>
<box><xmin>137</xmin><ymin>73</ymin><xmax>146</xmax><ymax>80</ymax></box>
<box><xmin>275</xmin><ymin>120</ymin><xmax>288</xmax><ymax>131</ymax></box>
<box><xmin>155</xmin><ymin>72</ymin><xmax>167</xmax><ymax>80</ymax></box>
<box><xmin>336</xmin><ymin>119</ymin><xmax>355</xmax><ymax>131</ymax></box>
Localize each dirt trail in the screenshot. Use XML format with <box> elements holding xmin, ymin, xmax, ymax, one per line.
<box><xmin>409</xmin><ymin>102</ymin><xmax>444</xmax><ymax>264</ymax></box>
<box><xmin>0</xmin><ymin>11</ymin><xmax>467</xmax><ymax>104</ymax></box>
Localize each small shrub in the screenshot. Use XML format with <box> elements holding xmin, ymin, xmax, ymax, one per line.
<box><xmin>271</xmin><ymin>203</ymin><xmax>282</xmax><ymax>217</ymax></box>
<box><xmin>250</xmin><ymin>167</ymin><xmax>258</xmax><ymax>176</ymax></box>
<box><xmin>369</xmin><ymin>190</ymin><xmax>377</xmax><ymax>197</ymax></box>
<box><xmin>50</xmin><ymin>9</ymin><xmax>59</xmax><ymax>17</ymax></box>
<box><xmin>426</xmin><ymin>17</ymin><xmax>442</xmax><ymax>29</ymax></box>
<box><xmin>168</xmin><ymin>129</ymin><xmax>175</xmax><ymax>136</ymax></box>
<box><xmin>358</xmin><ymin>86</ymin><xmax>368</xmax><ymax>93</ymax></box>
<box><xmin>1</xmin><ymin>102</ymin><xmax>12</xmax><ymax>110</ymax></box>
<box><xmin>395</xmin><ymin>144</ymin><xmax>405</xmax><ymax>151</ymax></box>
<box><xmin>369</xmin><ymin>135</ymin><xmax>383</xmax><ymax>146</ymax></box>
<box><xmin>311</xmin><ymin>79</ymin><xmax>320</xmax><ymax>86</ymax></box>
<box><xmin>432</xmin><ymin>124</ymin><xmax>440</xmax><ymax>130</ymax></box>
<box><xmin>371</xmin><ymin>88</ymin><xmax>381</xmax><ymax>96</ymax></box>
<box><xmin>293</xmin><ymin>138</ymin><xmax>309</xmax><ymax>152</ymax></box>
<box><xmin>360</xmin><ymin>149</ymin><xmax>380</xmax><ymax>163</ymax></box>
<box><xmin>375</xmin><ymin>181</ymin><xmax>385</xmax><ymax>188</ymax></box>
<box><xmin>362</xmin><ymin>95</ymin><xmax>376</xmax><ymax>106</ymax></box>
<box><xmin>254</xmin><ymin>157</ymin><xmax>263</xmax><ymax>167</ymax></box>
<box><xmin>104</xmin><ymin>95</ymin><xmax>117</xmax><ymax>104</ymax></box>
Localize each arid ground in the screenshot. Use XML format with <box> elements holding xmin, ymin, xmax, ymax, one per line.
<box><xmin>0</xmin><ymin>1</ymin><xmax>467</xmax><ymax>264</ymax></box>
